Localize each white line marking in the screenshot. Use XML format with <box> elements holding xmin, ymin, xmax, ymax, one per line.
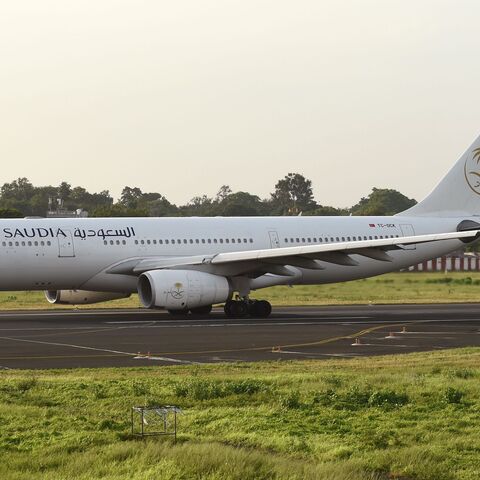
<box><xmin>133</xmin><ymin>355</ymin><xmax>199</xmax><ymax>364</ymax></box>
<box><xmin>274</xmin><ymin>350</ymin><xmax>360</xmax><ymax>358</ymax></box>
<box><xmin>0</xmin><ymin>336</ymin><xmax>194</xmax><ymax>364</ymax></box>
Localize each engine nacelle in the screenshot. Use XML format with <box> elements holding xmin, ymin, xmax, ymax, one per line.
<box><xmin>138</xmin><ymin>270</ymin><xmax>230</xmax><ymax>310</ymax></box>
<box><xmin>45</xmin><ymin>290</ymin><xmax>130</xmax><ymax>305</ymax></box>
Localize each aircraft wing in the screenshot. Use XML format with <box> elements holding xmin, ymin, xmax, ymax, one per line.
<box><xmin>108</xmin><ymin>230</ymin><xmax>479</xmax><ymax>277</ymax></box>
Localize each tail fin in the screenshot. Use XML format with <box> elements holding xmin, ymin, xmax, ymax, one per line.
<box><xmin>402</xmin><ymin>134</ymin><xmax>480</xmax><ymax>217</ymax></box>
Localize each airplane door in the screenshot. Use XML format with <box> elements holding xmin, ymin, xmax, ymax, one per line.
<box><xmin>400</xmin><ymin>224</ymin><xmax>416</xmax><ymax>250</ymax></box>
<box><xmin>58</xmin><ymin>230</ymin><xmax>75</xmax><ymax>257</ymax></box>
<box><xmin>268</xmin><ymin>231</ymin><xmax>280</xmax><ymax>248</ymax></box>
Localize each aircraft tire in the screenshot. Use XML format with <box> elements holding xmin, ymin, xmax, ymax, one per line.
<box><xmin>248</xmin><ymin>300</ymin><xmax>272</xmax><ymax>318</ymax></box>
<box><xmin>224</xmin><ymin>300</ymin><xmax>248</xmax><ymax>318</ymax></box>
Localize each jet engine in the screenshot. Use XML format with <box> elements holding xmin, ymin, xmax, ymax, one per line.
<box><xmin>45</xmin><ymin>290</ymin><xmax>130</xmax><ymax>305</ymax></box>
<box><xmin>137</xmin><ymin>270</ymin><xmax>230</xmax><ymax>311</ymax></box>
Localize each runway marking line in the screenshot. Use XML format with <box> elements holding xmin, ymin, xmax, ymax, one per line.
<box><xmin>0</xmin><ymin>322</ymin><xmax>409</xmax><ymax>363</ymax></box>
<box><xmin>1</xmin><ymin>316</ymin><xmax>478</xmax><ymax>364</ymax></box>
<box><xmin>0</xmin><ymin>335</ymin><xmax>194</xmax><ymax>364</ymax></box>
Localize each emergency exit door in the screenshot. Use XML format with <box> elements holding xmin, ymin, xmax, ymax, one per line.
<box><xmin>58</xmin><ymin>230</ymin><xmax>75</xmax><ymax>257</ymax></box>
<box><xmin>268</xmin><ymin>231</ymin><xmax>280</xmax><ymax>248</ymax></box>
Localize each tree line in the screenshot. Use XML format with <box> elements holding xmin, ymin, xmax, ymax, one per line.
<box><xmin>0</xmin><ymin>174</ymin><xmax>417</xmax><ymax>218</ymax></box>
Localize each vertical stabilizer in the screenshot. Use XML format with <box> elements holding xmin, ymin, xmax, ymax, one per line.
<box><xmin>402</xmin><ymin>134</ymin><xmax>480</xmax><ymax>217</ymax></box>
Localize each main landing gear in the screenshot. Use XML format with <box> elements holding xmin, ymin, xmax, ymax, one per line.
<box><xmin>224</xmin><ymin>299</ymin><xmax>272</xmax><ymax>318</ymax></box>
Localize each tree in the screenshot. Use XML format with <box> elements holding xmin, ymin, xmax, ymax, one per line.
<box><xmin>350</xmin><ymin>188</ymin><xmax>417</xmax><ymax>216</ymax></box>
<box><xmin>57</xmin><ymin>182</ymin><xmax>72</xmax><ymax>200</ymax></box>
<box><xmin>218</xmin><ymin>192</ymin><xmax>265</xmax><ymax>216</ymax></box>
<box><xmin>0</xmin><ymin>208</ymin><xmax>23</xmax><ymax>218</ymax></box>
<box><xmin>0</xmin><ymin>178</ymin><xmax>36</xmax><ymax>215</ymax></box>
<box><xmin>308</xmin><ymin>205</ymin><xmax>348</xmax><ymax>216</ymax></box>
<box><xmin>270</xmin><ymin>173</ymin><xmax>316</xmax><ymax>215</ymax></box>
<box><xmin>179</xmin><ymin>195</ymin><xmax>215</xmax><ymax>216</ymax></box>
<box><xmin>215</xmin><ymin>185</ymin><xmax>232</xmax><ymax>203</ymax></box>
<box><xmin>148</xmin><ymin>196</ymin><xmax>178</xmax><ymax>217</ymax></box>
<box><xmin>91</xmin><ymin>205</ymin><xmax>148</xmax><ymax>217</ymax></box>
<box><xmin>119</xmin><ymin>186</ymin><xmax>143</xmax><ymax>209</ymax></box>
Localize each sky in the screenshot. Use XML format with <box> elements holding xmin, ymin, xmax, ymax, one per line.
<box><xmin>1</xmin><ymin>0</ymin><xmax>480</xmax><ymax>208</ymax></box>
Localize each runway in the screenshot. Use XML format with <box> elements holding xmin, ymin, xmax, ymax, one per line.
<box><xmin>0</xmin><ymin>304</ymin><xmax>479</xmax><ymax>369</ymax></box>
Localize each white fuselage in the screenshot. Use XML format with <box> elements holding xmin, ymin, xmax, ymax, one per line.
<box><xmin>0</xmin><ymin>215</ymin><xmax>468</xmax><ymax>293</ymax></box>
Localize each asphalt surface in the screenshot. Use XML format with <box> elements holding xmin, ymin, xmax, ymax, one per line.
<box><xmin>0</xmin><ymin>304</ymin><xmax>479</xmax><ymax>369</ymax></box>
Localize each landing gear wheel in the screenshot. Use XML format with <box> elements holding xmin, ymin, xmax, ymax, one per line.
<box><xmin>167</xmin><ymin>309</ymin><xmax>189</xmax><ymax>316</ymax></box>
<box><xmin>224</xmin><ymin>300</ymin><xmax>248</xmax><ymax>318</ymax></box>
<box><xmin>248</xmin><ymin>300</ymin><xmax>272</xmax><ymax>318</ymax></box>
<box><xmin>189</xmin><ymin>305</ymin><xmax>212</xmax><ymax>315</ymax></box>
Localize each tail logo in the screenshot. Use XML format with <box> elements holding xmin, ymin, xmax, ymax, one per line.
<box><xmin>464</xmin><ymin>148</ymin><xmax>480</xmax><ymax>195</ymax></box>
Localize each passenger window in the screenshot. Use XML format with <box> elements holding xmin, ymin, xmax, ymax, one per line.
<box><xmin>183</xmin><ymin>239</ymin><xmax>187</xmax><ymax>244</ymax></box>
<box><xmin>208</xmin><ymin>239</ymin><xmax>212</xmax><ymax>244</ymax></box>
<box><xmin>336</xmin><ymin>237</ymin><xmax>339</xmax><ymax>242</ymax></box>
<box><xmin>116</xmin><ymin>240</ymin><xmax>120</xmax><ymax>245</ymax></box>
<box><xmin>296</xmin><ymin>238</ymin><xmax>300</xmax><ymax>243</ymax></box>
<box><xmin>301</xmin><ymin>237</ymin><xmax>305</xmax><ymax>242</ymax></box>
<box><xmin>313</xmin><ymin>238</ymin><xmax>317</xmax><ymax>242</ymax></box>
<box><xmin>110</xmin><ymin>240</ymin><xmax>114</xmax><ymax>245</ymax></box>
<box><xmin>15</xmin><ymin>241</ymin><xmax>19</xmax><ymax>246</ymax></box>
<box><xmin>374</xmin><ymin>236</ymin><xmax>378</xmax><ymax>239</ymax></box>
<box><xmin>220</xmin><ymin>239</ymin><xmax>224</xmax><ymax>244</ymax></box>
<box><xmin>285</xmin><ymin>238</ymin><xmax>288</xmax><ymax>243</ymax></box>
<box><xmin>196</xmin><ymin>239</ymin><xmax>199</xmax><ymax>244</ymax></box>
<box><xmin>9</xmin><ymin>242</ymin><xmax>13</xmax><ymax>247</ymax></box>
<box><xmin>153</xmin><ymin>239</ymin><xmax>157</xmax><ymax>244</ymax></box>
<box><xmin>122</xmin><ymin>240</ymin><xmax>126</xmax><ymax>245</ymax></box>
<box><xmin>342</xmin><ymin>237</ymin><xmax>345</xmax><ymax>241</ymax></box>
<box><xmin>307</xmin><ymin>238</ymin><xmax>311</xmax><ymax>242</ymax></box>
<box><xmin>21</xmin><ymin>241</ymin><xmax>26</xmax><ymax>246</ymax></box>
<box><xmin>40</xmin><ymin>241</ymin><xmax>44</xmax><ymax>246</ymax></box>
<box><xmin>231</xmin><ymin>239</ymin><xmax>235</xmax><ymax>243</ymax></box>
<box><xmin>147</xmin><ymin>240</ymin><xmax>151</xmax><ymax>245</ymax></box>
<box><xmin>165</xmin><ymin>239</ymin><xmax>169</xmax><ymax>244</ymax></box>
<box><xmin>171</xmin><ymin>239</ymin><xmax>175</xmax><ymax>244</ymax></box>
<box><xmin>249</xmin><ymin>238</ymin><xmax>253</xmax><ymax>243</ymax></box>
<box><xmin>201</xmin><ymin>239</ymin><xmax>205</xmax><ymax>244</ymax></box>
<box><xmin>177</xmin><ymin>239</ymin><xmax>181</xmax><ymax>244</ymax></box>
<box><xmin>141</xmin><ymin>240</ymin><xmax>145</xmax><ymax>245</ymax></box>
<box><xmin>34</xmin><ymin>241</ymin><xmax>38</xmax><ymax>246</ymax></box>
<box><xmin>189</xmin><ymin>239</ymin><xmax>193</xmax><ymax>244</ymax></box>
<box><xmin>135</xmin><ymin>240</ymin><xmax>138</xmax><ymax>244</ymax></box>
<box><xmin>214</xmin><ymin>239</ymin><xmax>218</xmax><ymax>243</ymax></box>
<box><xmin>2</xmin><ymin>242</ymin><xmax>5</xmax><ymax>247</ymax></box>
<box><xmin>104</xmin><ymin>240</ymin><xmax>108</xmax><ymax>245</ymax></box>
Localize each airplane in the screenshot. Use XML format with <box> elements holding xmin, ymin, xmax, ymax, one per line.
<box><xmin>2</xmin><ymin>134</ymin><xmax>480</xmax><ymax>318</ymax></box>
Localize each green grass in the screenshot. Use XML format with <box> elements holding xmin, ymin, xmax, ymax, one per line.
<box><xmin>4</xmin><ymin>272</ymin><xmax>480</xmax><ymax>310</ymax></box>
<box><xmin>1</xmin><ymin>349</ymin><xmax>479</xmax><ymax>479</ymax></box>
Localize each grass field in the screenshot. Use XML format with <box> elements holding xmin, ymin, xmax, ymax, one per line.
<box><xmin>3</xmin><ymin>272</ymin><xmax>480</xmax><ymax>310</ymax></box>
<box><xmin>1</xmin><ymin>349</ymin><xmax>479</xmax><ymax>479</ymax></box>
